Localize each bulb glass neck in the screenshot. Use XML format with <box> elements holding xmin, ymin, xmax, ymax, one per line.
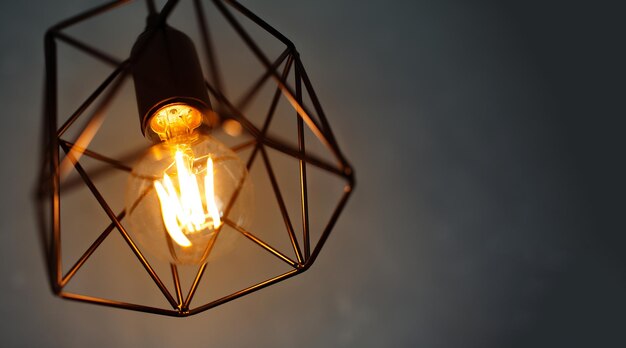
<box><xmin>149</xmin><ymin>103</ymin><xmax>203</xmax><ymax>142</ymax></box>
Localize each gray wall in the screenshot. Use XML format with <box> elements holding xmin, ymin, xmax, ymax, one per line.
<box><xmin>0</xmin><ymin>0</ymin><xmax>624</xmax><ymax>347</ymax></box>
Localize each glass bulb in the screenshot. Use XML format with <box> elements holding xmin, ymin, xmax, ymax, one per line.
<box><xmin>125</xmin><ymin>105</ymin><xmax>253</xmax><ymax>265</ymax></box>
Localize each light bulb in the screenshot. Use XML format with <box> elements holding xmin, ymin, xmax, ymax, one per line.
<box><xmin>125</xmin><ymin>104</ymin><xmax>253</xmax><ymax>265</ymax></box>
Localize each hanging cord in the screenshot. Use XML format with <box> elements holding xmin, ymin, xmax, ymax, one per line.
<box><xmin>146</xmin><ymin>0</ymin><xmax>157</xmax><ymax>15</ymax></box>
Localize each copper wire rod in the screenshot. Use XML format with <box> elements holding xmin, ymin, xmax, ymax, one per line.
<box><xmin>296</xmin><ymin>60</ymin><xmax>353</xmax><ymax>176</ymax></box>
<box><xmin>230</xmin><ymin>139</ymin><xmax>257</xmax><ymax>152</ymax></box>
<box><xmin>34</xmin><ymin>148</ymin><xmax>56</xmax><ymax>293</ymax></box>
<box><xmin>182</xmin><ymin>263</ymin><xmax>208</xmax><ymax>310</ymax></box>
<box><xmin>185</xmin><ymin>147</ymin><xmax>258</xmax><ymax>307</ymax></box>
<box><xmin>170</xmin><ymin>264</ymin><xmax>183</xmax><ymax>308</ymax></box>
<box><xmin>187</xmin><ymin>227</ymin><xmax>225</xmax><ymax>309</ymax></box>
<box><xmin>56</xmin><ymin>61</ymin><xmax>129</xmax><ymax>138</ymax></box>
<box><xmin>242</xmin><ymin>54</ymin><xmax>294</xmax><ymax>174</ymax></box>
<box><xmin>220</xmin><ymin>0</ymin><xmax>294</xmax><ymax>49</ymax></box>
<box><xmin>164</xmin><ymin>228</ymin><xmax>181</xmax><ymax>264</ymax></box>
<box><xmin>48</xmin><ymin>0</ymin><xmax>131</xmax><ymax>33</ymax></box>
<box><xmin>205</xmin><ymin>82</ymin><xmax>262</xmax><ymax>139</ymax></box>
<box><xmin>58</xmin><ymin>72</ymin><xmax>128</xmax><ymax>182</ymax></box>
<box><xmin>295</xmin><ymin>58</ymin><xmax>341</xmax><ymax>155</ymax></box>
<box><xmin>34</xmin><ymin>191</ymin><xmax>51</xmax><ymax>284</ymax></box>
<box><xmin>36</xmin><ymin>116</ymin><xmax>52</xmax><ymax>198</ymax></box>
<box><xmin>59</xmin><ymin>145</ymin><xmax>147</xmax><ymax>193</ymax></box>
<box><xmin>59</xmin><ymin>292</ymin><xmax>180</xmax><ymax>317</ymax></box>
<box><xmin>205</xmin><ymin>82</ymin><xmax>345</xmax><ymax>178</ymax></box>
<box><xmin>185</xmin><ymin>166</ymin><xmax>254</xmax><ymax>308</ymax></box>
<box><xmin>235</xmin><ymin>49</ymin><xmax>291</xmax><ymax>112</ymax></box>
<box><xmin>186</xmin><ymin>157</ymin><xmax>256</xmax><ymax>307</ymax></box>
<box><xmin>58</xmin><ymin>159</ymin><xmax>133</xmax><ymax>192</ymax></box>
<box><xmin>127</xmin><ymin>185</ymin><xmax>156</xmax><ymax>216</ymax></box>
<box><xmin>295</xmin><ymin>63</ymin><xmax>310</xmax><ymax>259</ymax></box>
<box><xmin>198</xmin><ymin>146</ymin><xmax>256</xmax><ymax>265</ymax></box>
<box><xmin>54</xmin><ymin>32</ymin><xmax>122</xmax><ymax>67</ymax></box>
<box><xmin>306</xmin><ymin>187</ymin><xmax>353</xmax><ymax>267</ymax></box>
<box><xmin>213</xmin><ymin>0</ymin><xmax>332</xmax><ymax>157</ymax></box>
<box><xmin>60</xmin><ymin>211</ymin><xmax>126</xmax><ymax>288</ymax></box>
<box><xmin>207</xmin><ymin>65</ymin><xmax>345</xmax><ymax>185</ymax></box>
<box><xmin>58</xmin><ymin>139</ymin><xmax>132</xmax><ymax>172</ymax></box>
<box><xmin>261</xmin><ymin>136</ymin><xmax>345</xmax><ymax>177</ymax></box>
<box><xmin>259</xmin><ymin>147</ymin><xmax>302</xmax><ymax>264</ymax></box>
<box><xmin>44</xmin><ymin>30</ymin><xmax>62</xmax><ymax>291</ymax></box>
<box><xmin>224</xmin><ymin>218</ymin><xmax>297</xmax><ymax>268</ymax></box>
<box><xmin>194</xmin><ymin>0</ymin><xmax>224</xmax><ymax>95</ymax></box>
<box><xmin>197</xmin><ymin>225</ymin><xmax>221</xmax><ymax>264</ymax></box>
<box><xmin>56</xmin><ymin>0</ymin><xmax>180</xmax><ymax>139</ymax></box>
<box><xmin>213</xmin><ymin>1</ymin><xmax>294</xmax><ymax>98</ymax></box>
<box><xmin>188</xmin><ymin>268</ymin><xmax>299</xmax><ymax>315</ymax></box>
<box><xmin>259</xmin><ymin>55</ymin><xmax>293</xmax><ymax>133</ymax></box>
<box><xmin>60</xmin><ymin>143</ymin><xmax>179</xmax><ymax>309</ymax></box>
<box><xmin>250</xmin><ymin>56</ymin><xmax>303</xmax><ymax>263</ymax></box>
<box><xmin>115</xmin><ymin>223</ymin><xmax>180</xmax><ymax>310</ymax></box>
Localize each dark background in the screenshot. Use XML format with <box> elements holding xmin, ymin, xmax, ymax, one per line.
<box><xmin>0</xmin><ymin>0</ymin><xmax>624</xmax><ymax>347</ymax></box>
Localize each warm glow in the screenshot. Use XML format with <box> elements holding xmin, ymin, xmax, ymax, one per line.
<box><xmin>150</xmin><ymin>104</ymin><xmax>203</xmax><ymax>141</ymax></box>
<box><xmin>153</xmin><ymin>149</ymin><xmax>222</xmax><ymax>247</ymax></box>
<box><xmin>222</xmin><ymin>119</ymin><xmax>243</xmax><ymax>136</ymax></box>
<box><xmin>205</xmin><ymin>157</ymin><xmax>222</xmax><ymax>229</ymax></box>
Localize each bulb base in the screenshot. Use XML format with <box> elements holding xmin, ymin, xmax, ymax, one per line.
<box><xmin>131</xmin><ymin>24</ymin><xmax>212</xmax><ymax>142</ymax></box>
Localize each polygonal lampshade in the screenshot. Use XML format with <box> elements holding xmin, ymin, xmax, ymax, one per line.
<box><xmin>37</xmin><ymin>0</ymin><xmax>354</xmax><ymax>317</ymax></box>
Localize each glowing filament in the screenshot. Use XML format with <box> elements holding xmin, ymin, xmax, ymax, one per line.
<box><xmin>205</xmin><ymin>157</ymin><xmax>222</xmax><ymax>229</ymax></box>
<box><xmin>154</xmin><ymin>150</ymin><xmax>222</xmax><ymax>247</ymax></box>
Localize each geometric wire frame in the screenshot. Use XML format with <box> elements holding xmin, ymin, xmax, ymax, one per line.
<box><xmin>37</xmin><ymin>0</ymin><xmax>354</xmax><ymax>316</ymax></box>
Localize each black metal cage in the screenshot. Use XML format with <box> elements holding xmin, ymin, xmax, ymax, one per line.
<box><xmin>37</xmin><ymin>0</ymin><xmax>354</xmax><ymax>317</ymax></box>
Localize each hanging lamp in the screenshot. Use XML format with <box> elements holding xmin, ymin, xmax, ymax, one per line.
<box><xmin>37</xmin><ymin>0</ymin><xmax>354</xmax><ymax>317</ymax></box>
